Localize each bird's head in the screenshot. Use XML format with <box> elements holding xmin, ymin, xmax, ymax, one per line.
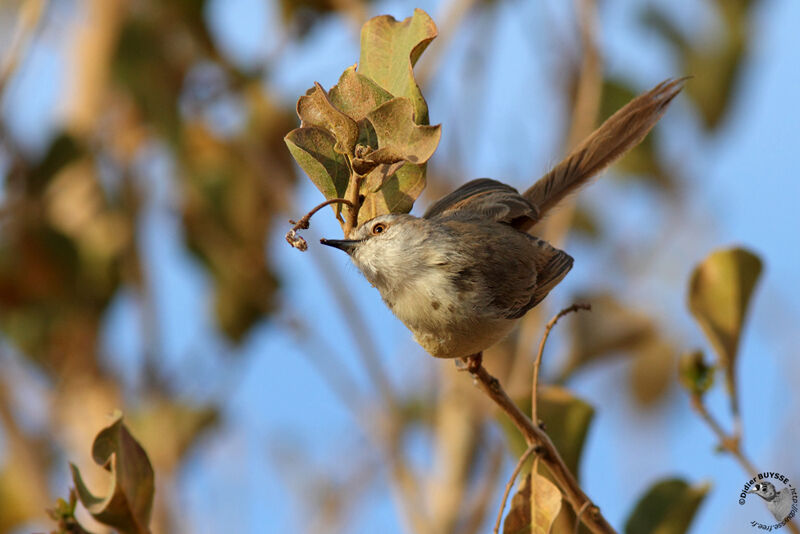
<box><xmin>748</xmin><ymin>482</ymin><xmax>778</xmax><ymax>501</ymax></box>
<box><xmin>320</xmin><ymin>213</ymin><xmax>430</xmax><ymax>290</ymax></box>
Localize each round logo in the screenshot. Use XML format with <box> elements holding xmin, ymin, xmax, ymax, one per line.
<box><xmin>739</xmin><ymin>472</ymin><xmax>798</xmax><ymax>530</ymax></box>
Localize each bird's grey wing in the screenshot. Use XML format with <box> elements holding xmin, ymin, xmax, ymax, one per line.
<box><xmin>442</xmin><ymin>219</ymin><xmax>572</xmax><ymax>320</ymax></box>
<box><xmin>504</xmin><ymin>236</ymin><xmax>573</xmax><ymax>318</ymax></box>
<box><xmin>772</xmin><ymin>489</ymin><xmax>794</xmax><ymax>521</ymax></box>
<box><xmin>423</xmin><ymin>178</ymin><xmax>539</xmax><ymax>227</ymax></box>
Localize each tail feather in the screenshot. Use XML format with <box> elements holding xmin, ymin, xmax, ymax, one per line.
<box><xmin>521</xmin><ymin>77</ymin><xmax>686</xmax><ymax>228</ymax></box>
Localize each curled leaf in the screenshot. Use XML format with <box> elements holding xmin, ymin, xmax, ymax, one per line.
<box><xmin>69</xmin><ymin>410</ymin><xmax>154</xmax><ymax>534</ymax></box>
<box><xmin>364</xmin><ymin>97</ymin><xmax>441</xmax><ymax>165</ymax></box>
<box><xmin>359</xmin><ymin>8</ymin><xmax>438</xmax><ymax>124</ymax></box>
<box><xmin>688</xmin><ymin>247</ymin><xmax>762</xmax><ymax>414</ymax></box>
<box><xmin>297</xmin><ymin>82</ymin><xmax>359</xmax><ymax>155</ymax></box>
<box><xmin>328</xmin><ymin>65</ymin><xmax>393</xmax><ymax>121</ymax></box>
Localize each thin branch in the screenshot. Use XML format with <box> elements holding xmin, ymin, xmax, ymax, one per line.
<box><xmin>689</xmin><ymin>395</ymin><xmax>800</xmax><ymax>534</ymax></box>
<box><xmin>574</xmin><ymin>501</ymin><xmax>592</xmax><ymax>534</ymax></box>
<box><xmin>531</xmin><ymin>303</ymin><xmax>591</xmax><ymax>423</ymax></box>
<box><xmin>493</xmin><ymin>443</ymin><xmax>541</xmax><ymax>534</ymax></box>
<box><xmin>689</xmin><ymin>395</ymin><xmax>757</xmax><ymax>475</ymax></box>
<box><xmin>469</xmin><ymin>360</ymin><xmax>616</xmax><ymax>534</ymax></box>
<box><xmin>286</xmin><ymin>198</ymin><xmax>355</xmax><ymax>251</ymax></box>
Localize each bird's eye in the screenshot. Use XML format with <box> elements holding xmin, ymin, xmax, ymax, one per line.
<box><xmin>371</xmin><ymin>222</ymin><xmax>387</xmax><ymax>235</ymax></box>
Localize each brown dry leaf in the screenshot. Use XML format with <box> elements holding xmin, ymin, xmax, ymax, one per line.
<box><xmin>503</xmin><ymin>471</ymin><xmax>562</xmax><ymax>534</ymax></box>
<box><xmin>70</xmin><ymin>410</ymin><xmax>154</xmax><ymax>534</ymax></box>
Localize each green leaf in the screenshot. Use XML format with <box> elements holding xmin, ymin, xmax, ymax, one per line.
<box><xmin>624</xmin><ymin>478</ymin><xmax>710</xmax><ymax>534</ymax></box>
<box><xmin>69</xmin><ymin>410</ymin><xmax>154</xmax><ymax>534</ymax></box>
<box><xmin>503</xmin><ymin>472</ymin><xmax>562</xmax><ymax>534</ymax></box>
<box><xmin>498</xmin><ymin>386</ymin><xmax>594</xmax><ymax>480</ymax></box>
<box><xmin>364</xmin><ymin>97</ymin><xmax>441</xmax><ymax>165</ymax></box>
<box><xmin>285</xmin><ymin>126</ymin><xmax>350</xmax><ymax>204</ymax></box>
<box><xmin>297</xmin><ymin>82</ymin><xmax>359</xmax><ymax>155</ymax></box>
<box><xmin>688</xmin><ymin>247</ymin><xmax>762</xmax><ymax>414</ymax></box>
<box><xmin>358</xmin><ymin>162</ymin><xmax>426</xmax><ymax>224</ymax></box>
<box><xmin>329</xmin><ymin>65</ymin><xmax>394</xmax><ymax>121</ymax></box>
<box><xmin>537</xmin><ymin>386</ymin><xmax>594</xmax><ymax>477</ymax></box>
<box><xmin>678</xmin><ymin>350</ymin><xmax>715</xmax><ymax>397</ymax></box>
<box><xmin>358</xmin><ymin>8</ymin><xmax>437</xmax><ymax>124</ymax></box>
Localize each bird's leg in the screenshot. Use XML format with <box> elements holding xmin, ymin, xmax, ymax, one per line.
<box><xmin>465</xmin><ymin>352</ymin><xmax>483</xmax><ymax>373</ymax></box>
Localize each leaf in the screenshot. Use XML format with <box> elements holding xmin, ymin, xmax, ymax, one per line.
<box><xmin>70</xmin><ymin>410</ymin><xmax>154</xmax><ymax>534</ymax></box>
<box><xmin>328</xmin><ymin>65</ymin><xmax>394</xmax><ymax>121</ymax></box>
<box><xmin>358</xmin><ymin>8</ymin><xmax>438</xmax><ymax>124</ymax></box>
<box><xmin>498</xmin><ymin>386</ymin><xmax>594</xmax><ymax>480</ymax></box>
<box><xmin>624</xmin><ymin>478</ymin><xmax>710</xmax><ymax>534</ymax></box>
<box><xmin>358</xmin><ymin>162</ymin><xmax>426</xmax><ymax>224</ymax></box>
<box><xmin>559</xmin><ymin>294</ymin><xmax>656</xmax><ymax>381</ymax></box>
<box><xmin>688</xmin><ymin>247</ymin><xmax>762</xmax><ymax>413</ymax></box>
<box><xmin>364</xmin><ymin>97</ymin><xmax>441</xmax><ymax>165</ymax></box>
<box><xmin>629</xmin><ymin>338</ymin><xmax>676</xmax><ymax>406</ymax></box>
<box><xmin>297</xmin><ymin>82</ymin><xmax>359</xmax><ymax>154</ymax></box>
<box><xmin>678</xmin><ymin>350</ymin><xmax>715</xmax><ymax>396</ymax></box>
<box><xmin>503</xmin><ymin>472</ymin><xmax>562</xmax><ymax>534</ymax></box>
<box><xmin>537</xmin><ymin>387</ymin><xmax>594</xmax><ymax>477</ymax></box>
<box><xmin>285</xmin><ymin>126</ymin><xmax>350</xmax><ymax>203</ymax></box>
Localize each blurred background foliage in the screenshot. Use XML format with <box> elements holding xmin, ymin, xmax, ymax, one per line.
<box><xmin>0</xmin><ymin>0</ymin><xmax>797</xmax><ymax>533</ymax></box>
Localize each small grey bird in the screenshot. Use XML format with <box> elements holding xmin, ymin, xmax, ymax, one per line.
<box><xmin>321</xmin><ymin>79</ymin><xmax>684</xmax><ymax>361</ymax></box>
<box><xmin>749</xmin><ymin>482</ymin><xmax>795</xmax><ymax>522</ymax></box>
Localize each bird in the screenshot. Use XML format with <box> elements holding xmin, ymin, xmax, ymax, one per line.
<box><xmin>749</xmin><ymin>482</ymin><xmax>795</xmax><ymax>522</ymax></box>
<box><xmin>321</xmin><ymin>78</ymin><xmax>685</xmax><ymax>363</ymax></box>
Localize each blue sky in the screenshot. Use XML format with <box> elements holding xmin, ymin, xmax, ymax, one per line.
<box><xmin>4</xmin><ymin>0</ymin><xmax>800</xmax><ymax>532</ymax></box>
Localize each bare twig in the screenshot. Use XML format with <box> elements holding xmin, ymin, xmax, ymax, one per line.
<box><xmin>493</xmin><ymin>443</ymin><xmax>541</xmax><ymax>534</ymax></box>
<box><xmin>531</xmin><ymin>303</ymin><xmax>591</xmax><ymax>423</ymax></box>
<box><xmin>469</xmin><ymin>360</ymin><xmax>615</xmax><ymax>534</ymax></box>
<box><xmin>575</xmin><ymin>501</ymin><xmax>592</xmax><ymax>534</ymax></box>
<box><xmin>286</xmin><ymin>198</ymin><xmax>354</xmax><ymax>250</ymax></box>
<box><xmin>689</xmin><ymin>395</ymin><xmax>757</xmax><ymax>476</ymax></box>
<box><xmin>689</xmin><ymin>395</ymin><xmax>800</xmax><ymax>534</ymax></box>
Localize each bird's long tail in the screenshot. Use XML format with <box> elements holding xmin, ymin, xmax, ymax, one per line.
<box><xmin>522</xmin><ymin>78</ymin><xmax>686</xmax><ymax>226</ymax></box>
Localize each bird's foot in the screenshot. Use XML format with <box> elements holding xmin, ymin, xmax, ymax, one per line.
<box><xmin>458</xmin><ymin>353</ymin><xmax>482</xmax><ymax>373</ymax></box>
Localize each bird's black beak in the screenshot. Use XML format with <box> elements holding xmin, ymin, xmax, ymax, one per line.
<box><xmin>320</xmin><ymin>238</ymin><xmax>361</xmax><ymax>254</ymax></box>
